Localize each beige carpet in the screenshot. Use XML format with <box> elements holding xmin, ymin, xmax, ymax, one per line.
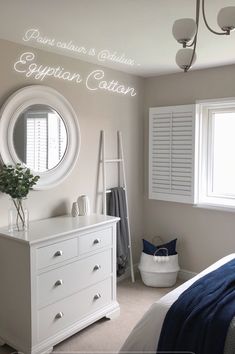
<box><xmin>1</xmin><ymin>274</ymin><xmax>179</xmax><ymax>354</ymax></box>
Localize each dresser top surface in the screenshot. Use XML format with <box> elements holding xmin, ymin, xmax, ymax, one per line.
<box><xmin>0</xmin><ymin>214</ymin><xmax>119</xmax><ymax>244</ymax></box>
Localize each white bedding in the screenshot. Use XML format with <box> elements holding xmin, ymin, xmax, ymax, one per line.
<box><xmin>120</xmin><ymin>254</ymin><xmax>235</xmax><ymax>354</ymax></box>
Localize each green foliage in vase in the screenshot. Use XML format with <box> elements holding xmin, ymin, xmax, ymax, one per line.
<box><xmin>0</xmin><ymin>163</ymin><xmax>40</xmax><ymax>199</ymax></box>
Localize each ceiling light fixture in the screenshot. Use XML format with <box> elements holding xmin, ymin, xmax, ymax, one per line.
<box><xmin>172</xmin><ymin>0</ymin><xmax>235</xmax><ymax>72</ymax></box>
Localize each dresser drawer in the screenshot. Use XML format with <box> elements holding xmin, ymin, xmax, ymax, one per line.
<box><xmin>37</xmin><ymin>238</ymin><xmax>78</xmax><ymax>270</ymax></box>
<box><xmin>78</xmin><ymin>227</ymin><xmax>112</xmax><ymax>255</ymax></box>
<box><xmin>37</xmin><ymin>249</ymin><xmax>112</xmax><ymax>308</ymax></box>
<box><xmin>38</xmin><ymin>278</ymin><xmax>112</xmax><ymax>341</ymax></box>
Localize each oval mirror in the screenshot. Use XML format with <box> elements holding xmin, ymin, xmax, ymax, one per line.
<box><xmin>0</xmin><ymin>86</ymin><xmax>80</xmax><ymax>189</ymax></box>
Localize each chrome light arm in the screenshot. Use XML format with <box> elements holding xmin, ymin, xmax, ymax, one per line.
<box><xmin>202</xmin><ymin>0</ymin><xmax>230</xmax><ymax>36</ymax></box>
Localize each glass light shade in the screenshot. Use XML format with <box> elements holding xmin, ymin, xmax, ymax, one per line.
<box><xmin>175</xmin><ymin>48</ymin><xmax>196</xmax><ymax>71</ymax></box>
<box><xmin>172</xmin><ymin>18</ymin><xmax>197</xmax><ymax>45</ymax></box>
<box><xmin>217</xmin><ymin>7</ymin><xmax>235</xmax><ymax>32</ymax></box>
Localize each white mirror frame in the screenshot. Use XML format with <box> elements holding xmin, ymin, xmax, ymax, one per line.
<box><xmin>0</xmin><ymin>85</ymin><xmax>81</xmax><ymax>190</ymax></box>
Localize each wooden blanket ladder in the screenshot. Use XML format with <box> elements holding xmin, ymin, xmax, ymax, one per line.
<box><xmin>99</xmin><ymin>130</ymin><xmax>135</xmax><ymax>283</ymax></box>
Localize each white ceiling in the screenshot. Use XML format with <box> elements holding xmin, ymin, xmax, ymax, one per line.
<box><xmin>0</xmin><ymin>0</ymin><xmax>235</xmax><ymax>77</ymax></box>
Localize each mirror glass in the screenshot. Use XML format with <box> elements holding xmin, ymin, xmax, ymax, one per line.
<box><xmin>13</xmin><ymin>104</ymin><xmax>67</xmax><ymax>173</ymax></box>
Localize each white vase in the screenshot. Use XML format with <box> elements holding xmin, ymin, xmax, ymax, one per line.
<box><xmin>78</xmin><ymin>195</ymin><xmax>90</xmax><ymax>216</ymax></box>
<box><xmin>71</xmin><ymin>202</ymin><xmax>79</xmax><ymax>217</ymax></box>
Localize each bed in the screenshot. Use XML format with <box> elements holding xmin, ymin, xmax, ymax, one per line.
<box><xmin>120</xmin><ymin>254</ymin><xmax>235</xmax><ymax>354</ymax></box>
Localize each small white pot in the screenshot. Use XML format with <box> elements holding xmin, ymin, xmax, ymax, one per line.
<box><xmin>78</xmin><ymin>195</ymin><xmax>90</xmax><ymax>216</ymax></box>
<box><xmin>71</xmin><ymin>202</ymin><xmax>79</xmax><ymax>217</ymax></box>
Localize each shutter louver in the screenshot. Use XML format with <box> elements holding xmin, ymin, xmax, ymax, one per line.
<box><xmin>149</xmin><ymin>105</ymin><xmax>195</xmax><ymax>204</ymax></box>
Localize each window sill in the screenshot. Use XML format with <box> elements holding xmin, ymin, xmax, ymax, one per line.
<box><xmin>194</xmin><ymin>203</ymin><xmax>235</xmax><ymax>213</ymax></box>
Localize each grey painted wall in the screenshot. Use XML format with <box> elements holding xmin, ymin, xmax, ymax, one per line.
<box><xmin>0</xmin><ymin>39</ymin><xmax>144</xmax><ymax>262</ymax></box>
<box><xmin>144</xmin><ymin>65</ymin><xmax>235</xmax><ymax>273</ymax></box>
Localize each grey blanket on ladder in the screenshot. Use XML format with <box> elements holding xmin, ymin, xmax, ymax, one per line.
<box><xmin>107</xmin><ymin>187</ymin><xmax>129</xmax><ymax>276</ymax></box>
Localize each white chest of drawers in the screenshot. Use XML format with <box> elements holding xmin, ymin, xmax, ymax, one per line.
<box><xmin>0</xmin><ymin>214</ymin><xmax>120</xmax><ymax>354</ymax></box>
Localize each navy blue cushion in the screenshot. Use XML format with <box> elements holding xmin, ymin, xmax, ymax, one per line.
<box><xmin>142</xmin><ymin>238</ymin><xmax>177</xmax><ymax>256</ymax></box>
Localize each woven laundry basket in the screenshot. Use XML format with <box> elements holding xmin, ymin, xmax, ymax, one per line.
<box><xmin>138</xmin><ymin>248</ymin><xmax>180</xmax><ymax>287</ymax></box>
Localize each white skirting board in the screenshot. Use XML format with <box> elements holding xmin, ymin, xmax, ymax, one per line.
<box><xmin>118</xmin><ymin>265</ymin><xmax>197</xmax><ymax>283</ymax></box>
<box><xmin>178</xmin><ymin>269</ymin><xmax>197</xmax><ymax>281</ymax></box>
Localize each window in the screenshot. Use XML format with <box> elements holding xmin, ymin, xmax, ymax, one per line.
<box><xmin>196</xmin><ymin>99</ymin><xmax>235</xmax><ymax>209</ymax></box>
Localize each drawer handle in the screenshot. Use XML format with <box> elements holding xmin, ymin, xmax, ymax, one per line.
<box><xmin>94</xmin><ymin>293</ymin><xmax>101</xmax><ymax>300</ymax></box>
<box><xmin>55</xmin><ymin>312</ymin><xmax>64</xmax><ymax>319</ymax></box>
<box><xmin>93</xmin><ymin>264</ymin><xmax>101</xmax><ymax>271</ymax></box>
<box><xmin>54</xmin><ymin>279</ymin><xmax>63</xmax><ymax>287</ymax></box>
<box><xmin>93</xmin><ymin>238</ymin><xmax>101</xmax><ymax>245</ymax></box>
<box><xmin>54</xmin><ymin>250</ymin><xmax>63</xmax><ymax>257</ymax></box>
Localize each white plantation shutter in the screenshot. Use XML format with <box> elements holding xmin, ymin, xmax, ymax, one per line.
<box><xmin>26</xmin><ymin>112</ymin><xmax>48</xmax><ymax>172</ymax></box>
<box><xmin>149</xmin><ymin>105</ymin><xmax>195</xmax><ymax>204</ymax></box>
<box><xmin>25</xmin><ymin>110</ymin><xmax>67</xmax><ymax>172</ymax></box>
